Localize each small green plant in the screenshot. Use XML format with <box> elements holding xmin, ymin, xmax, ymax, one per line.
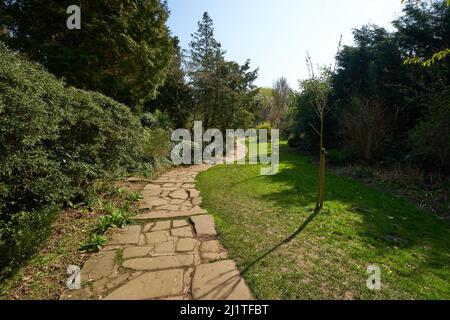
<box><xmin>79</xmin><ymin>234</ymin><xmax>107</xmax><ymax>253</ymax></box>
<box><xmin>127</xmin><ymin>192</ymin><xmax>143</xmax><ymax>202</ymax></box>
<box><xmin>95</xmin><ymin>207</ymin><xmax>131</xmax><ymax>233</ymax></box>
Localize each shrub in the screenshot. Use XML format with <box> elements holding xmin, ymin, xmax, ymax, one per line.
<box><xmin>0</xmin><ymin>41</ymin><xmax>147</xmax><ymax>278</ymax></box>
<box><xmin>141</xmin><ymin>110</ymin><xmax>173</xmax><ymax>130</ymax></box>
<box><xmin>256</xmin><ymin>122</ymin><xmax>272</xmax><ymax>140</ymax></box>
<box><xmin>410</xmin><ymin>91</ymin><xmax>450</xmax><ymax>172</ymax></box>
<box><xmin>142</xmin><ymin>128</ymin><xmax>172</xmax><ymax>167</ymax></box>
<box><xmin>342</xmin><ymin>97</ymin><xmax>388</xmax><ymax>162</ymax></box>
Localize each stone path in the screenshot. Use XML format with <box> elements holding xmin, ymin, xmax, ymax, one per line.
<box><xmin>62</xmin><ymin>164</ymin><xmax>253</xmax><ymax>300</ymax></box>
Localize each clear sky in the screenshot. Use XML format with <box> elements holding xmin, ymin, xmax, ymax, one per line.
<box><xmin>167</xmin><ymin>0</ymin><xmax>403</xmax><ymax>88</ymax></box>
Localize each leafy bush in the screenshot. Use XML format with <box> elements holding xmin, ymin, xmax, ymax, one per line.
<box><xmin>142</xmin><ymin>128</ymin><xmax>172</xmax><ymax>167</ymax></box>
<box><xmin>141</xmin><ymin>110</ymin><xmax>173</xmax><ymax>130</ymax></box>
<box><xmin>79</xmin><ymin>234</ymin><xmax>107</xmax><ymax>253</ymax></box>
<box><xmin>410</xmin><ymin>91</ymin><xmax>450</xmax><ymax>172</ymax></box>
<box><xmin>256</xmin><ymin>122</ymin><xmax>272</xmax><ymax>140</ymax></box>
<box><xmin>0</xmin><ymin>42</ymin><xmax>148</xmax><ymax>278</ymax></box>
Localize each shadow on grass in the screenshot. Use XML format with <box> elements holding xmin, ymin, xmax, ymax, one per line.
<box><xmin>197</xmin><ymin>146</ymin><xmax>450</xmax><ymax>298</ymax></box>
<box><xmin>253</xmin><ymin>148</ymin><xmax>450</xmax><ymax>277</ymax></box>
<box><xmin>241</xmin><ymin>206</ymin><xmax>321</xmax><ymax>275</ymax></box>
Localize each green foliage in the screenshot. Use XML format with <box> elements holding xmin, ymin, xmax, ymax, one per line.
<box><xmin>0</xmin><ymin>207</ymin><xmax>59</xmax><ymax>280</ymax></box>
<box><xmin>197</xmin><ymin>147</ymin><xmax>450</xmax><ymax>299</ymax></box>
<box><xmin>142</xmin><ymin>128</ymin><xmax>172</xmax><ymax>166</ymax></box>
<box><xmin>0</xmin><ymin>42</ymin><xmax>148</xmax><ymax>278</ymax></box>
<box><xmin>79</xmin><ymin>234</ymin><xmax>107</xmax><ymax>253</ymax></box>
<box><xmin>187</xmin><ymin>12</ymin><xmax>258</xmax><ymax>130</ymax></box>
<box><xmin>1</xmin><ymin>0</ymin><xmax>174</xmax><ymax>109</ymax></box>
<box><xmin>141</xmin><ymin>110</ymin><xmax>173</xmax><ymax>130</ymax></box>
<box><xmin>409</xmin><ymin>90</ymin><xmax>450</xmax><ymax>171</ymax></box>
<box><xmin>144</xmin><ymin>39</ymin><xmax>194</xmax><ymax>128</ymax></box>
<box><xmin>95</xmin><ymin>206</ymin><xmax>131</xmax><ymax>234</ymax></box>
<box><xmin>287</xmin><ymin>1</ymin><xmax>450</xmax><ymax>170</ymax></box>
<box><xmin>255</xmin><ymin>122</ymin><xmax>273</xmax><ymax>140</ymax></box>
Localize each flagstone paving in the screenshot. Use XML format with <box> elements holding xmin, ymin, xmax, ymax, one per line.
<box><xmin>61</xmin><ymin>163</ymin><xmax>253</xmax><ymax>300</ymax></box>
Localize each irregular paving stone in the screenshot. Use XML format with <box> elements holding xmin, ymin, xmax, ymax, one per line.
<box><xmin>147</xmin><ymin>198</ymin><xmax>169</xmax><ymax>207</ymax></box>
<box><xmin>179</xmin><ymin>205</ymin><xmax>192</xmax><ymax>212</ymax></box>
<box><xmin>139</xmin><ymin>202</ymin><xmax>152</xmax><ymax>210</ymax></box>
<box><xmin>192</xmin><ymin>260</ymin><xmax>253</xmax><ymax>300</ymax></box>
<box><xmin>170</xmin><ymin>199</ymin><xmax>185</xmax><ymax>205</ymax></box>
<box><xmin>103</xmin><ymin>270</ymin><xmax>184</xmax><ymax>300</ymax></box>
<box><xmin>192</xmin><ymin>197</ymin><xmax>202</xmax><ymax>206</ymax></box>
<box><xmin>172</xmin><ymin>220</ymin><xmax>189</xmax><ymax>228</ymax></box>
<box><xmin>182</xmin><ymin>183</ymin><xmax>196</xmax><ymax>189</ymax></box>
<box><xmin>202</xmin><ymin>252</ymin><xmax>229</xmax><ymax>261</ymax></box>
<box><xmin>60</xmin><ymin>287</ymin><xmax>93</xmax><ymax>300</ymax></box>
<box><xmin>109</xmin><ymin>225</ymin><xmax>141</xmax><ymax>245</ymax></box>
<box><xmin>152</xmin><ymin>220</ymin><xmax>171</xmax><ymax>231</ymax></box>
<box><xmin>144</xmin><ymin>184</ymin><xmax>162</xmax><ymax>191</ymax></box>
<box><xmin>142</xmin><ymin>223</ymin><xmax>154</xmax><ymax>233</ymax></box>
<box><xmin>153</xmin><ymin>241</ymin><xmax>175</xmax><ymax>255</ymax></box>
<box><xmin>81</xmin><ymin>251</ymin><xmax>116</xmax><ymax>282</ymax></box>
<box><xmin>142</xmin><ymin>188</ymin><xmax>161</xmax><ymax>199</ymax></box>
<box><xmin>138</xmin><ymin>234</ymin><xmax>146</xmax><ymax>246</ymax></box>
<box><xmin>170</xmin><ymin>189</ymin><xmax>189</xmax><ymax>200</ymax></box>
<box><xmin>176</xmin><ymin>238</ymin><xmax>197</xmax><ymax>252</ymax></box>
<box><xmin>183</xmin><ymin>268</ymin><xmax>194</xmax><ymax>295</ymax></box>
<box><xmin>106</xmin><ymin>273</ymin><xmax>132</xmax><ymax>291</ymax></box>
<box><xmin>191</xmin><ymin>215</ymin><xmax>217</xmax><ymax>236</ymax></box>
<box><xmin>162</xmin><ymin>296</ymin><xmax>185</xmax><ymax>300</ymax></box>
<box><xmin>171</xmin><ymin>227</ymin><xmax>194</xmax><ymax>238</ymax></box>
<box><xmin>122</xmin><ymin>255</ymin><xmax>194</xmax><ymax>271</ymax></box>
<box><xmin>167</xmin><ymin>204</ymin><xmax>181</xmax><ymax>211</ymax></box>
<box><xmin>189</xmin><ymin>189</ymin><xmax>200</xmax><ymax>198</ymax></box>
<box><xmin>92</xmin><ymin>277</ymin><xmax>109</xmax><ymax>296</ymax></box>
<box><xmin>123</xmin><ymin>246</ymin><xmax>153</xmax><ymax>259</ymax></box>
<box><xmin>188</xmin><ymin>206</ymin><xmax>208</xmax><ymax>215</ymax></box>
<box><xmin>200</xmin><ymin>240</ymin><xmax>228</xmax><ymax>261</ymax></box>
<box><xmin>201</xmin><ymin>240</ymin><xmax>222</xmax><ymax>253</ymax></box>
<box><xmin>161</xmin><ymin>190</ymin><xmax>171</xmax><ymax>197</ymax></box>
<box><xmin>142</xmin><ymin>188</ymin><xmax>161</xmax><ymax>197</ymax></box>
<box><xmin>134</xmin><ymin>210</ymin><xmax>203</xmax><ymax>220</ymax></box>
<box><xmin>145</xmin><ymin>230</ymin><xmax>170</xmax><ymax>244</ymax></box>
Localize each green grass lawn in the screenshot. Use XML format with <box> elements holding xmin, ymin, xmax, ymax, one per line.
<box><xmin>196</xmin><ymin>143</ymin><xmax>450</xmax><ymax>300</ymax></box>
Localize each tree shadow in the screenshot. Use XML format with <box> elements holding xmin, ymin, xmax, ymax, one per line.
<box><xmin>240</xmin><ymin>206</ymin><xmax>321</xmax><ymax>275</ymax></box>
<box><xmin>248</xmin><ymin>148</ymin><xmax>450</xmax><ymax>279</ymax></box>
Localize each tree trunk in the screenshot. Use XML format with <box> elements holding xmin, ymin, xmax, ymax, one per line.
<box><xmin>316</xmin><ymin>111</ymin><xmax>326</xmax><ymax>210</ymax></box>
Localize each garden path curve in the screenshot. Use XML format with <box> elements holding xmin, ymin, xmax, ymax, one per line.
<box><xmin>61</xmin><ymin>160</ymin><xmax>253</xmax><ymax>300</ymax></box>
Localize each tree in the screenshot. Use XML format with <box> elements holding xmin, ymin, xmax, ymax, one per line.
<box><xmin>302</xmin><ymin>38</ymin><xmax>341</xmax><ymax>211</ymax></box>
<box><xmin>1</xmin><ymin>0</ymin><xmax>174</xmax><ymax>110</ymax></box>
<box><xmin>187</xmin><ymin>12</ymin><xmax>224</xmax><ymax>129</ymax></box>
<box><xmin>187</xmin><ymin>12</ymin><xmax>258</xmax><ymax>130</ymax></box>
<box><xmin>145</xmin><ymin>38</ymin><xmax>194</xmax><ymax>128</ymax></box>
<box><xmin>269</xmin><ymin>77</ymin><xmax>292</xmax><ymax>130</ymax></box>
<box><xmin>400</xmin><ymin>0</ymin><xmax>450</xmax><ymax>66</ymax></box>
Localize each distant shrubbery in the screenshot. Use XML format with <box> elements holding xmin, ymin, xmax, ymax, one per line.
<box><xmin>0</xmin><ymin>42</ymin><xmax>168</xmax><ymax>278</ymax></box>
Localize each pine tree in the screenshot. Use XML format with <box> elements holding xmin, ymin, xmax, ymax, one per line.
<box><xmin>1</xmin><ymin>0</ymin><xmax>174</xmax><ymax>110</ymax></box>
<box><xmin>187</xmin><ymin>12</ymin><xmax>225</xmax><ymax>129</ymax></box>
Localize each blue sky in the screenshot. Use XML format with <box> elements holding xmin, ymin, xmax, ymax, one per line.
<box><xmin>167</xmin><ymin>0</ymin><xmax>403</xmax><ymax>88</ymax></box>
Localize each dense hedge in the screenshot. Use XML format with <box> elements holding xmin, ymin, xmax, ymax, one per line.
<box><xmin>0</xmin><ymin>42</ymin><xmax>148</xmax><ymax>278</ymax></box>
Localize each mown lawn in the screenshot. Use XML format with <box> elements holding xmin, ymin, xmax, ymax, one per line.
<box><xmin>196</xmin><ymin>143</ymin><xmax>450</xmax><ymax>300</ymax></box>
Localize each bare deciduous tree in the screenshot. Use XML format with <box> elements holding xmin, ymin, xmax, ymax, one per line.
<box><xmin>302</xmin><ymin>37</ymin><xmax>341</xmax><ymax>211</ymax></box>
<box><xmin>270</xmin><ymin>77</ymin><xmax>292</xmax><ymax>129</ymax></box>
